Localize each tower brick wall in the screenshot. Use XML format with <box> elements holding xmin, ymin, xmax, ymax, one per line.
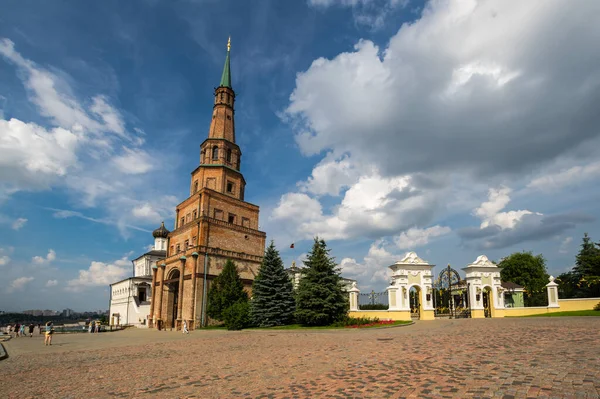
<box><xmin>150</xmin><ymin>39</ymin><xmax>265</xmax><ymax>330</ymax></box>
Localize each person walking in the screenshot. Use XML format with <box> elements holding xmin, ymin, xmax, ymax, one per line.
<box><xmin>14</xmin><ymin>323</ymin><xmax>20</xmax><ymax>338</ymax></box>
<box><xmin>28</xmin><ymin>323</ymin><xmax>34</xmax><ymax>337</ymax></box>
<box><xmin>88</xmin><ymin>321</ymin><xmax>93</xmax><ymax>333</ymax></box>
<box><xmin>44</xmin><ymin>322</ymin><xmax>54</xmax><ymax>346</ymax></box>
<box><xmin>182</xmin><ymin>320</ymin><xmax>189</xmax><ymax>334</ymax></box>
<box><xmin>19</xmin><ymin>324</ymin><xmax>25</xmax><ymax>337</ymax></box>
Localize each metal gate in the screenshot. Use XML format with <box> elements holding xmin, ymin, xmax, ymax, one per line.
<box><xmin>434</xmin><ymin>264</ymin><xmax>470</xmax><ymax>318</ymax></box>
<box><xmin>358</xmin><ymin>290</ymin><xmax>389</xmax><ymax>310</ymax></box>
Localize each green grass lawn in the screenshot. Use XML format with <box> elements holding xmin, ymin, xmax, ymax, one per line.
<box><xmin>200</xmin><ymin>320</ymin><xmax>412</xmax><ymax>330</ymax></box>
<box><xmin>521</xmin><ymin>310</ymin><xmax>600</xmax><ymax>317</ymax></box>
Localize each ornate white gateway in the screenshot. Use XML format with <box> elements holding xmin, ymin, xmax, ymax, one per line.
<box><xmin>387</xmin><ymin>252</ymin><xmax>435</xmax><ymax>320</ymax></box>
<box><xmin>462</xmin><ymin>255</ymin><xmax>504</xmax><ymax>318</ymax></box>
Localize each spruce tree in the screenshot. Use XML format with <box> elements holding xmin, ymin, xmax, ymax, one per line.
<box><xmin>251</xmin><ymin>241</ymin><xmax>296</xmax><ymax>327</ymax></box>
<box><xmin>207</xmin><ymin>259</ymin><xmax>248</xmax><ymax>321</ymax></box>
<box><xmin>573</xmin><ymin>233</ymin><xmax>600</xmax><ymax>297</ymax></box>
<box><xmin>295</xmin><ymin>238</ymin><xmax>348</xmax><ymax>326</ymax></box>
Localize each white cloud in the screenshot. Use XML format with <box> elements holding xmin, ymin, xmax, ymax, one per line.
<box><xmin>527</xmin><ymin>161</ymin><xmax>600</xmax><ymax>192</ymax></box>
<box><xmin>458</xmin><ymin>188</ymin><xmax>591</xmax><ymax>250</ymax></box>
<box><xmin>298</xmin><ymin>154</ymin><xmax>362</xmax><ymax>196</ymax></box>
<box><xmin>272</xmin><ymin>169</ymin><xmax>440</xmax><ymax>241</ymax></box>
<box><xmin>11</xmin><ymin>217</ymin><xmax>27</xmax><ymax>230</ymax></box>
<box><xmin>9</xmin><ymin>276</ymin><xmax>34</xmax><ymax>292</ymax></box>
<box><xmin>66</xmin><ymin>257</ymin><xmax>130</xmax><ymax>292</ymax></box>
<box><xmin>0</xmin><ymin>118</ymin><xmax>80</xmax><ymax>196</ymax></box>
<box><xmin>286</xmin><ymin>1</ymin><xmax>600</xmax><ymax>181</ymax></box>
<box><xmin>89</xmin><ymin>95</ymin><xmax>126</xmax><ymax>137</ymax></box>
<box><xmin>0</xmin><ymin>255</ymin><xmax>9</xmax><ymax>266</ymax></box>
<box><xmin>46</xmin><ymin>279</ymin><xmax>58</xmax><ymax>287</ymax></box>
<box><xmin>0</xmin><ymin>39</ymin><xmax>178</xmax><ymax>237</ymax></box>
<box><xmin>474</xmin><ymin>187</ymin><xmax>535</xmax><ymax>230</ymax></box>
<box><xmin>0</xmin><ymin>39</ymin><xmax>126</xmax><ymax>137</ymax></box>
<box><xmin>394</xmin><ymin>225</ymin><xmax>451</xmax><ymax>250</ymax></box>
<box><xmin>32</xmin><ymin>249</ymin><xmax>56</xmax><ymax>265</ymax></box>
<box><xmin>112</xmin><ymin>147</ymin><xmax>154</xmax><ymax>175</ymax></box>
<box><xmin>339</xmin><ymin>240</ymin><xmax>399</xmax><ymax>288</ymax></box>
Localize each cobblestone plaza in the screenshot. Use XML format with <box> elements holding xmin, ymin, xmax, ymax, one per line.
<box><xmin>1</xmin><ymin>317</ymin><xmax>599</xmax><ymax>398</ymax></box>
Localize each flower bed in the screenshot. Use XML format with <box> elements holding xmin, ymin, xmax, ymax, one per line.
<box><xmin>345</xmin><ymin>319</ymin><xmax>401</xmax><ymax>328</ymax></box>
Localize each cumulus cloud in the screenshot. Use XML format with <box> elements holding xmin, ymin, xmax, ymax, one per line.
<box><xmin>32</xmin><ymin>249</ymin><xmax>56</xmax><ymax>265</ymax></box>
<box><xmin>474</xmin><ymin>187</ymin><xmax>535</xmax><ymax>229</ymax></box>
<box><xmin>459</xmin><ymin>188</ymin><xmax>593</xmax><ymax>249</ymax></box>
<box><xmin>272</xmin><ymin>170</ymin><xmax>440</xmax><ymax>241</ymax></box>
<box><xmin>0</xmin><ymin>38</ymin><xmax>175</xmax><ymax>236</ymax></box>
<box><xmin>112</xmin><ymin>147</ymin><xmax>154</xmax><ymax>175</ymax></box>
<box><xmin>0</xmin><ymin>118</ymin><xmax>81</xmax><ymax>197</ymax></box>
<box><xmin>46</xmin><ymin>279</ymin><xmax>58</xmax><ymax>287</ymax></box>
<box><xmin>66</xmin><ymin>256</ymin><xmax>130</xmax><ymax>292</ymax></box>
<box><xmin>0</xmin><ymin>255</ymin><xmax>9</xmax><ymax>266</ymax></box>
<box><xmin>394</xmin><ymin>225</ymin><xmax>451</xmax><ymax>250</ymax></box>
<box><xmin>11</xmin><ymin>217</ymin><xmax>27</xmax><ymax>230</ymax></box>
<box><xmin>9</xmin><ymin>276</ymin><xmax>34</xmax><ymax>292</ymax></box>
<box><xmin>286</xmin><ymin>1</ymin><xmax>600</xmax><ymax>179</ymax></box>
<box><xmin>339</xmin><ymin>240</ymin><xmax>400</xmax><ymax>288</ymax></box>
<box><xmin>298</xmin><ymin>154</ymin><xmax>361</xmax><ymax>196</ymax></box>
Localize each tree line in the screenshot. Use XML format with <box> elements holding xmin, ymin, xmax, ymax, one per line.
<box><xmin>206</xmin><ymin>238</ymin><xmax>348</xmax><ymax>330</ymax></box>
<box><xmin>499</xmin><ymin>233</ymin><xmax>600</xmax><ymax>306</ymax></box>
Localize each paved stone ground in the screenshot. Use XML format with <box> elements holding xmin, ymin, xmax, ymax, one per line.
<box><xmin>1</xmin><ymin>317</ymin><xmax>599</xmax><ymax>398</ymax></box>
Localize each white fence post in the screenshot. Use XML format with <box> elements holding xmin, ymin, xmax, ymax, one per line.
<box><xmin>546</xmin><ymin>276</ymin><xmax>560</xmax><ymax>308</ymax></box>
<box><xmin>349</xmin><ymin>282</ymin><xmax>360</xmax><ymax>311</ymax></box>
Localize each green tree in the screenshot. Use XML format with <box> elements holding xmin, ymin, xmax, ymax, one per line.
<box><xmin>556</xmin><ymin>271</ymin><xmax>580</xmax><ymax>299</ymax></box>
<box><xmin>499</xmin><ymin>252</ymin><xmax>549</xmax><ymax>307</ymax></box>
<box><xmin>207</xmin><ymin>259</ymin><xmax>248</xmax><ymax>321</ymax></box>
<box><xmin>572</xmin><ymin>233</ymin><xmax>600</xmax><ymax>297</ymax></box>
<box><xmin>574</xmin><ymin>233</ymin><xmax>600</xmax><ymax>278</ymax></box>
<box><xmin>251</xmin><ymin>241</ymin><xmax>296</xmax><ymax>327</ymax></box>
<box><xmin>295</xmin><ymin>238</ymin><xmax>348</xmax><ymax>326</ymax></box>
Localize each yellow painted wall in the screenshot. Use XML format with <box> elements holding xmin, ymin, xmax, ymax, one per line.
<box><xmin>349</xmin><ymin>310</ymin><xmax>412</xmax><ymax>321</ymax></box>
<box><xmin>504</xmin><ymin>307</ymin><xmax>558</xmax><ymax>317</ymax></box>
<box><xmin>558</xmin><ymin>298</ymin><xmax>600</xmax><ymax>311</ymax></box>
<box><xmin>504</xmin><ymin>298</ymin><xmax>600</xmax><ymax>316</ymax></box>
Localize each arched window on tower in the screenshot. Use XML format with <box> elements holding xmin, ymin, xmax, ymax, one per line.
<box><xmin>226</xmin><ymin>149</ymin><xmax>232</xmax><ymax>163</ymax></box>
<box><xmin>212</xmin><ymin>146</ymin><xmax>218</xmax><ymax>160</ymax></box>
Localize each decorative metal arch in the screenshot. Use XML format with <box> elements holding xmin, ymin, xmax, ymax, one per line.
<box><xmin>433</xmin><ymin>264</ymin><xmax>465</xmax><ymax>318</ymax></box>
<box><xmin>435</xmin><ymin>265</ymin><xmax>462</xmax><ymax>290</ymax></box>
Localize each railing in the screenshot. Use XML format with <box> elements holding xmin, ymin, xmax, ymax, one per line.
<box><xmin>358</xmin><ymin>291</ymin><xmax>389</xmax><ymax>310</ymax></box>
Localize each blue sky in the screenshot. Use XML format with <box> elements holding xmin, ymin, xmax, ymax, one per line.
<box><xmin>1</xmin><ymin>0</ymin><xmax>599</xmax><ymax>312</ymax></box>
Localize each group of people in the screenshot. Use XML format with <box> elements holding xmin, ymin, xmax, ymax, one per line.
<box><xmin>4</xmin><ymin>323</ymin><xmax>38</xmax><ymax>337</ymax></box>
<box><xmin>3</xmin><ymin>322</ymin><xmax>54</xmax><ymax>346</ymax></box>
<box><xmin>88</xmin><ymin>320</ymin><xmax>101</xmax><ymax>333</ymax></box>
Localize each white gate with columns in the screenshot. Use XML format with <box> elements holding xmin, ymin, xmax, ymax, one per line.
<box><xmin>463</xmin><ymin>255</ymin><xmax>505</xmax><ymax>318</ymax></box>
<box><xmin>387</xmin><ymin>252</ymin><xmax>435</xmax><ymax>320</ymax></box>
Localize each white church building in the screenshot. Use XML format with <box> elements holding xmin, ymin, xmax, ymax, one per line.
<box><xmin>109</xmin><ymin>222</ymin><xmax>169</xmax><ymax>327</ymax></box>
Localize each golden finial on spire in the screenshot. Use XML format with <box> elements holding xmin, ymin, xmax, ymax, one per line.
<box><xmin>227</xmin><ymin>36</ymin><xmax>231</xmax><ymax>52</ymax></box>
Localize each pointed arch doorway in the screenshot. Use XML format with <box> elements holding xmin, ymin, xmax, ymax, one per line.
<box><xmin>165</xmin><ymin>269</ymin><xmax>180</xmax><ymax>329</ymax></box>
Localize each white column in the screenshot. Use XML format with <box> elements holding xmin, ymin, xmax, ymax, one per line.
<box><xmin>546</xmin><ymin>276</ymin><xmax>560</xmax><ymax>308</ymax></box>
<box><xmin>387</xmin><ymin>284</ymin><xmax>399</xmax><ymax>310</ymax></box>
<box><xmin>349</xmin><ymin>282</ymin><xmax>360</xmax><ymax>311</ymax></box>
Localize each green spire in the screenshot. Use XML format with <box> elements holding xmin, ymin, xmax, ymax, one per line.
<box><xmin>219</xmin><ymin>37</ymin><xmax>231</xmax><ymax>88</ymax></box>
